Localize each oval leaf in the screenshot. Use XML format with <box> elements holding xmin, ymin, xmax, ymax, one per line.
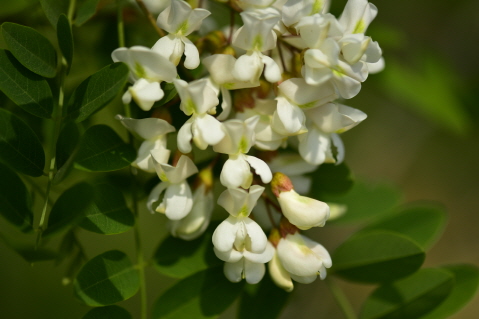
<box><xmin>57</xmin><ymin>14</ymin><xmax>73</xmax><ymax>72</ymax></box>
<box><xmin>152</xmin><ymin>267</ymin><xmax>244</xmax><ymax>319</ymax></box>
<box><xmin>43</xmin><ymin>182</ymin><xmax>94</xmax><ymax>237</ymax></box>
<box><xmin>74</xmin><ymin>125</ymin><xmax>135</xmax><ymax>172</ymax></box>
<box><xmin>332</xmin><ymin>231</ymin><xmax>425</xmax><ymax>283</ymax></box>
<box><xmin>359</xmin><ymin>204</ymin><xmax>447</xmax><ymax>249</ymax></box>
<box><xmin>0</xmin><ymin>163</ymin><xmax>33</xmax><ymax>232</ymax></box>
<box><xmin>420</xmin><ymin>264</ymin><xmax>479</xmax><ymax>319</ymax></box>
<box><xmin>83</xmin><ymin>305</ymin><xmax>132</xmax><ymax>319</ymax></box>
<box><xmin>39</xmin><ymin>0</ymin><xmax>69</xmax><ymax>28</ymax></box>
<box><xmin>153</xmin><ymin>224</ymin><xmax>222</xmax><ymax>278</ymax></box>
<box><xmin>54</xmin><ymin>122</ymin><xmax>80</xmax><ymax>184</ymax></box>
<box><xmin>2</xmin><ymin>22</ymin><xmax>57</xmax><ymax>78</ymax></box>
<box><xmin>74</xmin><ymin>250</ymin><xmax>140</xmax><ymax>306</ymax></box>
<box><xmin>64</xmin><ymin>63</ymin><xmax>129</xmax><ymax>123</ymax></box>
<box><xmin>79</xmin><ymin>183</ymin><xmax>134</xmax><ymax>235</ymax></box>
<box><xmin>75</xmin><ymin>0</ymin><xmax>100</xmax><ymax>26</ymax></box>
<box><xmin>0</xmin><ymin>49</ymin><xmax>54</xmax><ymax>118</ymax></box>
<box><xmin>360</xmin><ymin>268</ymin><xmax>455</xmax><ymax>319</ymax></box>
<box><xmin>0</xmin><ymin>108</ymin><xmax>45</xmax><ymax>176</ymax></box>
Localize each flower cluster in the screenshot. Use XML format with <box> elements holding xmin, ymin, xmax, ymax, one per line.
<box><xmin>114</xmin><ymin>0</ymin><xmax>381</xmax><ymax>290</ymax></box>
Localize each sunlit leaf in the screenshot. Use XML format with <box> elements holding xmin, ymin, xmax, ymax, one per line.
<box><xmin>74</xmin><ymin>125</ymin><xmax>136</xmax><ymax>172</ymax></box>
<box><xmin>0</xmin><ymin>108</ymin><xmax>45</xmax><ymax>176</ymax></box>
<box><xmin>83</xmin><ymin>305</ymin><xmax>132</xmax><ymax>319</ymax></box>
<box><xmin>75</xmin><ymin>0</ymin><xmax>100</xmax><ymax>26</ymax></box>
<box><xmin>332</xmin><ymin>231</ymin><xmax>425</xmax><ymax>283</ymax></box>
<box><xmin>74</xmin><ymin>250</ymin><xmax>140</xmax><ymax>306</ymax></box>
<box><xmin>39</xmin><ymin>0</ymin><xmax>69</xmax><ymax>28</ymax></box>
<box><xmin>0</xmin><ymin>49</ymin><xmax>54</xmax><ymax>118</ymax></box>
<box><xmin>152</xmin><ymin>267</ymin><xmax>244</xmax><ymax>319</ymax></box>
<box><xmin>57</xmin><ymin>14</ymin><xmax>73</xmax><ymax>73</ymax></box>
<box><xmin>2</xmin><ymin>22</ymin><xmax>57</xmax><ymax>78</ymax></box>
<box><xmin>360</xmin><ymin>268</ymin><xmax>454</xmax><ymax>319</ymax></box>
<box><xmin>420</xmin><ymin>264</ymin><xmax>479</xmax><ymax>319</ymax></box>
<box><xmin>64</xmin><ymin>62</ymin><xmax>129</xmax><ymax>123</ymax></box>
<box><xmin>79</xmin><ymin>183</ymin><xmax>134</xmax><ymax>235</ymax></box>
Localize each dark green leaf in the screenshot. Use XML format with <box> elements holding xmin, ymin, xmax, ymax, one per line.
<box><xmin>39</xmin><ymin>0</ymin><xmax>69</xmax><ymax>28</ymax></box>
<box><xmin>238</xmin><ymin>275</ymin><xmax>289</xmax><ymax>319</ymax></box>
<box><xmin>158</xmin><ymin>82</ymin><xmax>178</xmax><ymax>106</ymax></box>
<box><xmin>360</xmin><ymin>268</ymin><xmax>455</xmax><ymax>319</ymax></box>
<box><xmin>308</xmin><ymin>163</ymin><xmax>354</xmax><ymax>197</ymax></box>
<box><xmin>152</xmin><ymin>267</ymin><xmax>244</xmax><ymax>319</ymax></box>
<box><xmin>74</xmin><ymin>125</ymin><xmax>135</xmax><ymax>172</ymax></box>
<box><xmin>74</xmin><ymin>250</ymin><xmax>140</xmax><ymax>306</ymax></box>
<box><xmin>359</xmin><ymin>204</ymin><xmax>447</xmax><ymax>249</ymax></box>
<box><xmin>44</xmin><ymin>182</ymin><xmax>94</xmax><ymax>237</ymax></box>
<box><xmin>332</xmin><ymin>231</ymin><xmax>425</xmax><ymax>283</ymax></box>
<box><xmin>420</xmin><ymin>264</ymin><xmax>479</xmax><ymax>319</ymax></box>
<box><xmin>79</xmin><ymin>183</ymin><xmax>134</xmax><ymax>235</ymax></box>
<box><xmin>0</xmin><ymin>49</ymin><xmax>54</xmax><ymax>118</ymax></box>
<box><xmin>0</xmin><ymin>108</ymin><xmax>45</xmax><ymax>176</ymax></box>
<box><xmin>83</xmin><ymin>305</ymin><xmax>132</xmax><ymax>319</ymax></box>
<box><xmin>2</xmin><ymin>22</ymin><xmax>57</xmax><ymax>78</ymax></box>
<box><xmin>324</xmin><ymin>180</ymin><xmax>402</xmax><ymax>225</ymax></box>
<box><xmin>153</xmin><ymin>224</ymin><xmax>222</xmax><ymax>278</ymax></box>
<box><xmin>0</xmin><ymin>163</ymin><xmax>33</xmax><ymax>232</ymax></box>
<box><xmin>75</xmin><ymin>0</ymin><xmax>100</xmax><ymax>26</ymax></box>
<box><xmin>0</xmin><ymin>234</ymin><xmax>56</xmax><ymax>263</ymax></box>
<box><xmin>57</xmin><ymin>14</ymin><xmax>73</xmax><ymax>72</ymax></box>
<box><xmin>64</xmin><ymin>62</ymin><xmax>129</xmax><ymax>122</ymax></box>
<box><xmin>54</xmin><ymin>122</ymin><xmax>80</xmax><ymax>184</ymax></box>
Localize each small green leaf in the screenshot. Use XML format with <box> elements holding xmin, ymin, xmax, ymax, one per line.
<box><xmin>43</xmin><ymin>182</ymin><xmax>94</xmax><ymax>237</ymax></box>
<box><xmin>420</xmin><ymin>264</ymin><xmax>479</xmax><ymax>319</ymax></box>
<box><xmin>359</xmin><ymin>204</ymin><xmax>447</xmax><ymax>249</ymax></box>
<box><xmin>83</xmin><ymin>305</ymin><xmax>132</xmax><ymax>319</ymax></box>
<box><xmin>158</xmin><ymin>82</ymin><xmax>178</xmax><ymax>107</ymax></box>
<box><xmin>56</xmin><ymin>14</ymin><xmax>73</xmax><ymax>72</ymax></box>
<box><xmin>74</xmin><ymin>125</ymin><xmax>136</xmax><ymax>172</ymax></box>
<box><xmin>0</xmin><ymin>163</ymin><xmax>33</xmax><ymax>232</ymax></box>
<box><xmin>153</xmin><ymin>224</ymin><xmax>222</xmax><ymax>278</ymax></box>
<box><xmin>2</xmin><ymin>22</ymin><xmax>57</xmax><ymax>78</ymax></box>
<box><xmin>308</xmin><ymin>163</ymin><xmax>354</xmax><ymax>197</ymax></box>
<box><xmin>238</xmin><ymin>275</ymin><xmax>289</xmax><ymax>319</ymax></box>
<box><xmin>324</xmin><ymin>180</ymin><xmax>402</xmax><ymax>225</ymax></box>
<box><xmin>75</xmin><ymin>0</ymin><xmax>100</xmax><ymax>26</ymax></box>
<box><xmin>54</xmin><ymin>122</ymin><xmax>80</xmax><ymax>184</ymax></box>
<box><xmin>0</xmin><ymin>49</ymin><xmax>54</xmax><ymax>118</ymax></box>
<box><xmin>360</xmin><ymin>268</ymin><xmax>455</xmax><ymax>319</ymax></box>
<box><xmin>79</xmin><ymin>183</ymin><xmax>134</xmax><ymax>235</ymax></box>
<box><xmin>332</xmin><ymin>231</ymin><xmax>425</xmax><ymax>283</ymax></box>
<box><xmin>39</xmin><ymin>0</ymin><xmax>69</xmax><ymax>28</ymax></box>
<box><xmin>64</xmin><ymin>62</ymin><xmax>128</xmax><ymax>123</ymax></box>
<box><xmin>0</xmin><ymin>108</ymin><xmax>45</xmax><ymax>176</ymax></box>
<box><xmin>152</xmin><ymin>267</ymin><xmax>244</xmax><ymax>319</ymax></box>
<box><xmin>0</xmin><ymin>233</ymin><xmax>56</xmax><ymax>263</ymax></box>
<box><xmin>74</xmin><ymin>250</ymin><xmax>140</xmax><ymax>306</ymax></box>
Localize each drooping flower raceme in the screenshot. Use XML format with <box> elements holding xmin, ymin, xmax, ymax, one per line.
<box><xmin>281</xmin><ymin>0</ymin><xmax>331</xmax><ymax>27</ymax></box>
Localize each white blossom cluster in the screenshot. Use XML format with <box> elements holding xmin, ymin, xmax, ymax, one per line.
<box><xmin>113</xmin><ymin>0</ymin><xmax>382</xmax><ymax>291</ymax></box>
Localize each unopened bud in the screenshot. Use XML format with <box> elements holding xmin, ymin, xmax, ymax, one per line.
<box><xmin>271</xmin><ymin>172</ymin><xmax>294</xmax><ymax>197</ymax></box>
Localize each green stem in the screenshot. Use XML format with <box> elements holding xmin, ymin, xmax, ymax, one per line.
<box><xmin>67</xmin><ymin>0</ymin><xmax>77</xmax><ymax>22</ymax></box>
<box><xmin>326</xmin><ymin>278</ymin><xmax>357</xmax><ymax>319</ymax></box>
<box><xmin>117</xmin><ymin>2</ymin><xmax>125</xmax><ymax>47</ymax></box>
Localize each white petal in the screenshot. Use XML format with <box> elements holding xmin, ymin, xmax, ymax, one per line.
<box><xmin>152</xmin><ymin>35</ymin><xmax>184</xmax><ymax>66</ymax></box>
<box><xmin>273</xmin><ymin>97</ymin><xmax>306</xmax><ymax>135</ymax></box>
<box><xmin>212</xmin><ymin>216</ymin><xmax>240</xmax><ymax>252</ymax></box>
<box><xmin>278</xmin><ymin>189</ymin><xmax>330</xmax><ymax>229</ymax></box>
<box><xmin>367</xmin><ymin>57</ymin><xmax>385</xmax><ymax>74</ymax></box>
<box><xmin>277</xmin><ymin>233</ymin><xmax>322</xmax><ymax>277</ymax></box>
<box><xmin>298</xmin><ymin>127</ymin><xmax>331</xmax><ymax>165</ymax></box>
<box><xmin>115</xmin><ymin>115</ymin><xmax>175</xmax><ymax>140</ymax></box>
<box><xmin>224</xmin><ymin>260</ymin><xmax>244</xmax><ymax>283</ymax></box>
<box><xmin>166</xmin><ymin>155</ymin><xmax>198</xmax><ymax>184</ymax></box>
<box><xmin>278</xmin><ymin>78</ymin><xmax>337</xmax><ymax>109</ymax></box>
<box><xmin>164</xmin><ymin>182</ymin><xmax>193</xmax><ymax>220</ymax></box>
<box><xmin>147</xmin><ymin>182</ymin><xmax>168</xmax><ymax>213</ymax></box>
<box><xmin>194</xmin><ymin>114</ymin><xmax>225</xmax><ymax>146</ymax></box>
<box><xmin>339</xmin><ymin>0</ymin><xmax>378</xmax><ymax>34</ymax></box>
<box><xmin>137</xmin><ymin>144</ymin><xmax>170</xmax><ymax>173</ymax></box>
<box><xmin>220</xmin><ymin>156</ymin><xmax>252</xmax><ymax>189</ymax></box>
<box><xmin>214</xmin><ymin>247</ymin><xmax>244</xmax><ymax>263</ymax></box>
<box><xmin>244</xmin><ymin>260</ymin><xmax>265</xmax><ymax>284</ymax></box>
<box><xmin>217</xmin><ymin>87</ymin><xmax>232</xmax><ymax>121</ymax></box>
<box><xmin>261</xmin><ymin>55</ymin><xmax>282</xmax><ymax>83</ymax></box>
<box><xmin>182</xmin><ymin>37</ymin><xmax>200</xmax><ymax>69</ymax></box>
<box><xmin>245</xmin><ymin>155</ymin><xmax>272</xmax><ymax>184</ymax></box>
<box><xmin>128</xmin><ymin>79</ymin><xmax>164</xmax><ymax>111</ymax></box>
<box><xmin>331</xmin><ymin>133</ymin><xmax>345</xmax><ymax>164</ymax></box>
<box><xmin>244</xmin><ymin>241</ymin><xmax>274</xmax><ymax>264</ymax></box>
<box><xmin>233</xmin><ymin>52</ymin><xmax>263</xmax><ymax>83</ymax></box>
<box><xmin>177</xmin><ymin>119</ymin><xmax>193</xmax><ymax>153</ymax></box>
<box><xmin>268</xmin><ymin>251</ymin><xmax>293</xmax><ymax>291</ymax></box>
<box><xmin>290</xmin><ymin>273</ymin><xmax>318</xmax><ymax>284</ymax></box>
<box><xmin>304</xmin><ymin>236</ymin><xmax>332</xmax><ymax>269</ymax></box>
<box><xmin>243</xmin><ymin>218</ymin><xmax>267</xmax><ymax>253</ymax></box>
<box><xmin>268</xmin><ymin>154</ymin><xmax>317</xmax><ymax>176</ymax></box>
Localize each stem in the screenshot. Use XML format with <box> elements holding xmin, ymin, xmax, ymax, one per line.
<box><xmin>227</xmin><ymin>8</ymin><xmax>235</xmax><ymax>44</ymax></box>
<box><xmin>262</xmin><ymin>196</ymin><xmax>278</xmax><ymax>228</ymax></box>
<box><xmin>117</xmin><ymin>2</ymin><xmax>125</xmax><ymax>47</ymax></box>
<box><xmin>277</xmin><ymin>41</ymin><xmax>287</xmax><ymax>73</ymax></box>
<box><xmin>136</xmin><ymin>0</ymin><xmax>166</xmax><ymax>37</ymax></box>
<box><xmin>67</xmin><ymin>0</ymin><xmax>77</xmax><ymax>22</ymax></box>
<box><xmin>326</xmin><ymin>278</ymin><xmax>357</xmax><ymax>319</ymax></box>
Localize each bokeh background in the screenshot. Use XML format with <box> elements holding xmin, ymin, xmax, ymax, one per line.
<box><xmin>0</xmin><ymin>0</ymin><xmax>478</xmax><ymax>318</ymax></box>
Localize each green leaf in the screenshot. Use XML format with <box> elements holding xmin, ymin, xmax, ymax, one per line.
<box><xmin>0</xmin><ymin>108</ymin><xmax>45</xmax><ymax>176</ymax></box>
<box><xmin>153</xmin><ymin>224</ymin><xmax>222</xmax><ymax>278</ymax></box>
<box><xmin>57</xmin><ymin>14</ymin><xmax>73</xmax><ymax>72</ymax></box>
<box><xmin>74</xmin><ymin>250</ymin><xmax>140</xmax><ymax>306</ymax></box>
<box><xmin>324</xmin><ymin>180</ymin><xmax>402</xmax><ymax>225</ymax></box>
<box><xmin>360</xmin><ymin>268</ymin><xmax>455</xmax><ymax>319</ymax></box>
<box><xmin>0</xmin><ymin>49</ymin><xmax>54</xmax><ymax>118</ymax></box>
<box><xmin>152</xmin><ymin>267</ymin><xmax>244</xmax><ymax>319</ymax></box>
<box><xmin>54</xmin><ymin>122</ymin><xmax>80</xmax><ymax>184</ymax></box>
<box><xmin>43</xmin><ymin>182</ymin><xmax>94</xmax><ymax>237</ymax></box>
<box><xmin>64</xmin><ymin>62</ymin><xmax>128</xmax><ymax>123</ymax></box>
<box><xmin>238</xmin><ymin>275</ymin><xmax>289</xmax><ymax>319</ymax></box>
<box><xmin>2</xmin><ymin>22</ymin><xmax>57</xmax><ymax>78</ymax></box>
<box><xmin>332</xmin><ymin>231</ymin><xmax>425</xmax><ymax>283</ymax></box>
<box><xmin>359</xmin><ymin>204</ymin><xmax>447</xmax><ymax>250</ymax></box>
<box><xmin>0</xmin><ymin>0</ymin><xmax>38</xmax><ymax>19</ymax></box>
<box><xmin>420</xmin><ymin>264</ymin><xmax>479</xmax><ymax>319</ymax></box>
<box><xmin>158</xmin><ymin>82</ymin><xmax>178</xmax><ymax>106</ymax></box>
<box><xmin>83</xmin><ymin>305</ymin><xmax>132</xmax><ymax>319</ymax></box>
<box><xmin>79</xmin><ymin>183</ymin><xmax>134</xmax><ymax>235</ymax></box>
<box><xmin>0</xmin><ymin>163</ymin><xmax>33</xmax><ymax>232</ymax></box>
<box><xmin>39</xmin><ymin>0</ymin><xmax>69</xmax><ymax>28</ymax></box>
<box><xmin>308</xmin><ymin>163</ymin><xmax>354</xmax><ymax>197</ymax></box>
<box><xmin>0</xmin><ymin>234</ymin><xmax>56</xmax><ymax>263</ymax></box>
<box><xmin>74</xmin><ymin>125</ymin><xmax>135</xmax><ymax>172</ymax></box>
<box><xmin>75</xmin><ymin>0</ymin><xmax>100</xmax><ymax>26</ymax></box>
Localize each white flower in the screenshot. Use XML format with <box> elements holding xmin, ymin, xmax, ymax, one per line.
<box><xmin>174</xmin><ymin>78</ymin><xmax>225</xmax><ymax>153</ymax></box>
<box><xmin>116</xmin><ymin>115</ymin><xmax>175</xmax><ymax>172</ymax></box>
<box><xmin>236</xmin><ymin>0</ymin><xmax>277</xmax><ymax>11</ymax></box>
<box><xmin>213</xmin><ymin>117</ymin><xmax>272</xmax><ymax>189</ymax></box>
<box><xmin>141</xmin><ymin>0</ymin><xmax>171</xmax><ymax>14</ymax></box>
<box><xmin>152</xmin><ymin>0</ymin><xmax>210</xmax><ymax>69</ymax></box>
<box><xmin>268</xmin><ymin>153</ymin><xmax>318</xmax><ymax>194</ymax></box>
<box><xmin>295</xmin><ymin>14</ymin><xmax>343</xmax><ymax>49</ymax></box>
<box><xmin>282</xmin><ymin>0</ymin><xmax>332</xmax><ymax>27</ymax></box>
<box><xmin>147</xmin><ymin>154</ymin><xmax>198</xmax><ymax>220</ymax></box>
<box><xmin>121</xmin><ymin>78</ymin><xmax>164</xmax><ymax>111</ymax></box>
<box><xmin>268</xmin><ymin>247</ymin><xmax>294</xmax><ymax>291</ymax></box>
